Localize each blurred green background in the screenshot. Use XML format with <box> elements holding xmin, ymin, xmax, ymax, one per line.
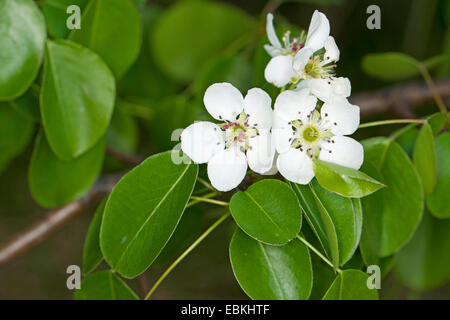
<box><xmin>0</xmin><ymin>0</ymin><xmax>449</xmax><ymax>299</ymax></box>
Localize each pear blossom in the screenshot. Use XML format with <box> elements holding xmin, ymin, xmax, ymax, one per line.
<box><xmin>181</xmin><ymin>83</ymin><xmax>275</xmax><ymax>192</ymax></box>
<box><xmin>273</xmin><ymin>88</ymin><xmax>363</xmax><ymax>185</ymax></box>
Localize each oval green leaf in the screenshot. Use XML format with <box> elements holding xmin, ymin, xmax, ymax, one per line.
<box><xmin>426</xmin><ymin>133</ymin><xmax>450</xmax><ymax>218</ymax></box>
<box><xmin>0</xmin><ymin>0</ymin><xmax>46</xmax><ymax>100</ymax></box>
<box><xmin>100</xmin><ymin>152</ymin><xmax>198</xmax><ymax>278</ymax></box>
<box><xmin>413</xmin><ymin>122</ymin><xmax>436</xmax><ymax>196</ymax></box>
<box><xmin>230</xmin><ymin>179</ymin><xmax>302</xmax><ymax>245</ymax></box>
<box><xmin>291</xmin><ymin>179</ymin><xmax>362</xmax><ymax>267</ymax></box>
<box><xmin>229</xmin><ymin>229</ymin><xmax>313</xmax><ymax>300</ymax></box>
<box><xmin>394</xmin><ymin>212</ymin><xmax>450</xmax><ymax>290</ymax></box>
<box><xmin>83</xmin><ymin>199</ymin><xmax>107</xmax><ymax>274</ymax></box>
<box><xmin>42</xmin><ymin>0</ymin><xmax>89</xmax><ymax>39</ymax></box>
<box><xmin>40</xmin><ymin>39</ymin><xmax>115</xmax><ymax>160</ymax></box>
<box><xmin>152</xmin><ymin>0</ymin><xmax>256</xmax><ymax>82</ymax></box>
<box><xmin>74</xmin><ymin>271</ymin><xmax>138</xmax><ymax>300</ymax></box>
<box><xmin>69</xmin><ymin>0</ymin><xmax>141</xmax><ymax>79</ymax></box>
<box><xmin>361</xmin><ymin>52</ymin><xmax>419</xmax><ymax>81</ymax></box>
<box><xmin>322</xmin><ymin>269</ymin><xmax>378</xmax><ymax>300</ymax></box>
<box><xmin>29</xmin><ymin>131</ymin><xmax>105</xmax><ymax>208</ymax></box>
<box><xmin>0</xmin><ymin>103</ymin><xmax>34</xmax><ymax>174</ymax></box>
<box><xmin>360</xmin><ymin>137</ymin><xmax>423</xmax><ymax>257</ymax></box>
<box><xmin>312</xmin><ymin>159</ymin><xmax>385</xmax><ymax>198</ymax></box>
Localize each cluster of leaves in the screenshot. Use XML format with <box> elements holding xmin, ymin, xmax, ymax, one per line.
<box><xmin>1</xmin><ymin>0</ymin><xmax>449</xmax><ymax>300</ymax></box>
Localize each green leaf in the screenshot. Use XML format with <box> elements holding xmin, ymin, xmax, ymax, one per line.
<box><xmin>40</xmin><ymin>39</ymin><xmax>115</xmax><ymax>160</ymax></box>
<box><xmin>29</xmin><ymin>131</ymin><xmax>105</xmax><ymax>208</ymax></box>
<box><xmin>230</xmin><ymin>180</ymin><xmax>302</xmax><ymax>245</ymax></box>
<box><xmin>424</xmin><ymin>54</ymin><xmax>450</xmax><ymax>70</ymax></box>
<box><xmin>312</xmin><ymin>159</ymin><xmax>385</xmax><ymax>198</ymax></box>
<box><xmin>361</xmin><ymin>52</ymin><xmax>420</xmax><ymax>81</ymax></box>
<box><xmin>360</xmin><ymin>138</ymin><xmax>423</xmax><ymax>258</ymax></box>
<box><xmin>322</xmin><ymin>269</ymin><xmax>378</xmax><ymax>300</ymax></box>
<box><xmin>100</xmin><ymin>152</ymin><xmax>198</xmax><ymax>278</ymax></box>
<box><xmin>74</xmin><ymin>271</ymin><xmax>138</xmax><ymax>300</ymax></box>
<box><xmin>394</xmin><ymin>212</ymin><xmax>450</xmax><ymax>290</ymax></box>
<box><xmin>106</xmin><ymin>103</ymin><xmax>139</xmax><ymax>154</ymax></box>
<box><xmin>9</xmin><ymin>86</ymin><xmax>41</xmax><ymax>122</ymax></box>
<box><xmin>426</xmin><ymin>133</ymin><xmax>450</xmax><ymax>218</ymax></box>
<box><xmin>291</xmin><ymin>179</ymin><xmax>362</xmax><ymax>267</ymax></box>
<box><xmin>42</xmin><ymin>0</ymin><xmax>89</xmax><ymax>39</ymax></box>
<box><xmin>0</xmin><ymin>103</ymin><xmax>34</xmax><ymax>174</ymax></box>
<box><xmin>118</xmin><ymin>6</ymin><xmax>178</xmax><ymax>99</ymax></box>
<box><xmin>152</xmin><ymin>0</ymin><xmax>256</xmax><ymax>82</ymax></box>
<box><xmin>413</xmin><ymin>123</ymin><xmax>436</xmax><ymax>196</ymax></box>
<box><xmin>229</xmin><ymin>229</ymin><xmax>313</xmax><ymax>300</ymax></box>
<box><xmin>194</xmin><ymin>54</ymin><xmax>252</xmax><ymax>100</ymax></box>
<box><xmin>83</xmin><ymin>199</ymin><xmax>107</xmax><ymax>274</ymax></box>
<box><xmin>69</xmin><ymin>0</ymin><xmax>142</xmax><ymax>79</ymax></box>
<box><xmin>0</xmin><ymin>0</ymin><xmax>46</xmax><ymax>100</ymax></box>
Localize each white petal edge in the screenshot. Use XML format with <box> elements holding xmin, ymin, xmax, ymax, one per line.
<box><xmin>264</xmin><ymin>55</ymin><xmax>296</xmax><ymax>88</ymax></box>
<box><xmin>305</xmin><ymin>10</ymin><xmax>330</xmax><ymax>52</ymax></box>
<box><xmin>319</xmin><ymin>136</ymin><xmax>364</xmax><ymax>170</ymax></box>
<box><xmin>181</xmin><ymin>121</ymin><xmax>225</xmax><ymax>164</ymax></box>
<box><xmin>244</xmin><ymin>88</ymin><xmax>273</xmax><ymax>129</ymax></box>
<box><xmin>293</xmin><ymin>47</ymin><xmax>314</xmax><ymax>73</ymax></box>
<box><xmin>277</xmin><ymin>148</ymin><xmax>315</xmax><ymax>184</ymax></box>
<box><xmin>324</xmin><ymin>36</ymin><xmax>340</xmax><ymax>62</ymax></box>
<box><xmin>247</xmin><ymin>130</ymin><xmax>276</xmax><ymax>174</ymax></box>
<box><xmin>321</xmin><ymin>99</ymin><xmax>360</xmax><ymax>136</ymax></box>
<box><xmin>207</xmin><ymin>147</ymin><xmax>248</xmax><ymax>192</ymax></box>
<box><xmin>274</xmin><ymin>88</ymin><xmax>317</xmax><ymax>123</ymax></box>
<box><xmin>203</xmin><ymin>83</ymin><xmax>244</xmax><ymax>121</ymax></box>
<box><xmin>266</xmin><ymin>13</ymin><xmax>282</xmax><ymax>50</ymax></box>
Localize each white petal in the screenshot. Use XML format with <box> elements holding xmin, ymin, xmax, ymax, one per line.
<box><xmin>306</xmin><ymin>78</ymin><xmax>333</xmax><ymax>103</ymax></box>
<box><xmin>181</xmin><ymin>121</ymin><xmax>225</xmax><ymax>164</ymax></box>
<box><xmin>247</xmin><ymin>130</ymin><xmax>276</xmax><ymax>174</ymax></box>
<box><xmin>244</xmin><ymin>88</ymin><xmax>273</xmax><ymax>129</ymax></box>
<box><xmin>331</xmin><ymin>77</ymin><xmax>351</xmax><ymax>98</ymax></box>
<box><xmin>305</xmin><ymin>10</ymin><xmax>330</xmax><ymax>52</ymax></box>
<box><xmin>207</xmin><ymin>147</ymin><xmax>248</xmax><ymax>192</ymax></box>
<box><xmin>264</xmin><ymin>44</ymin><xmax>283</xmax><ymax>57</ymax></box>
<box><xmin>203</xmin><ymin>83</ymin><xmax>244</xmax><ymax>121</ymax></box>
<box><xmin>319</xmin><ymin>136</ymin><xmax>364</xmax><ymax>170</ymax></box>
<box><xmin>321</xmin><ymin>99</ymin><xmax>360</xmax><ymax>135</ymax></box>
<box><xmin>266</xmin><ymin>13</ymin><xmax>282</xmax><ymax>49</ymax></box>
<box><xmin>277</xmin><ymin>148</ymin><xmax>315</xmax><ymax>184</ymax></box>
<box><xmin>274</xmin><ymin>88</ymin><xmax>317</xmax><ymax>122</ymax></box>
<box><xmin>324</xmin><ymin>36</ymin><xmax>340</xmax><ymax>62</ymax></box>
<box><xmin>293</xmin><ymin>47</ymin><xmax>314</xmax><ymax>73</ymax></box>
<box><xmin>272</xmin><ymin>115</ymin><xmax>293</xmax><ymax>154</ymax></box>
<box><xmin>264</xmin><ymin>55</ymin><xmax>296</xmax><ymax>88</ymax></box>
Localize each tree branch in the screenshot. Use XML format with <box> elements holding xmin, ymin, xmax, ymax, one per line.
<box><xmin>352</xmin><ymin>76</ymin><xmax>450</xmax><ymax>118</ymax></box>
<box><xmin>0</xmin><ymin>174</ymin><xmax>122</xmax><ymax>266</ymax></box>
<box><xmin>0</xmin><ymin>77</ymin><xmax>449</xmax><ymax>267</ymax></box>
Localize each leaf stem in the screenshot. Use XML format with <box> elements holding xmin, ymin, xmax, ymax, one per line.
<box><xmin>417</xmin><ymin>62</ymin><xmax>448</xmax><ymax>116</ymax></box>
<box><xmin>358</xmin><ymin>119</ymin><xmax>426</xmax><ymax>129</ymax></box>
<box><xmin>189</xmin><ymin>196</ymin><xmax>229</xmax><ymax>207</ymax></box>
<box><xmin>296</xmin><ymin>235</ymin><xmax>342</xmax><ymax>273</ymax></box>
<box><xmin>144</xmin><ymin>212</ymin><xmax>231</xmax><ymax>300</ymax></box>
<box><xmin>197</xmin><ymin>177</ymin><xmax>215</xmax><ymax>192</ymax></box>
<box><xmin>185</xmin><ymin>192</ymin><xmax>217</xmax><ymax>208</ymax></box>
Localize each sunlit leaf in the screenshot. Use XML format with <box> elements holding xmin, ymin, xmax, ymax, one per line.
<box><xmin>322</xmin><ymin>269</ymin><xmax>378</xmax><ymax>300</ymax></box>
<box><xmin>74</xmin><ymin>271</ymin><xmax>138</xmax><ymax>300</ymax></box>
<box><xmin>413</xmin><ymin>122</ymin><xmax>436</xmax><ymax>196</ymax></box>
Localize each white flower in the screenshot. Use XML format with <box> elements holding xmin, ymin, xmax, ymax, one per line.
<box><xmin>273</xmin><ymin>88</ymin><xmax>363</xmax><ymax>185</ymax></box>
<box><xmin>296</xmin><ymin>76</ymin><xmax>351</xmax><ymax>104</ymax></box>
<box><xmin>181</xmin><ymin>83</ymin><xmax>276</xmax><ymax>192</ymax></box>
<box><xmin>263</xmin><ymin>13</ymin><xmax>306</xmax><ymax>87</ymax></box>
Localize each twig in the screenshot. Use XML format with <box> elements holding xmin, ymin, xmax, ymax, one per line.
<box><xmin>0</xmin><ymin>174</ymin><xmax>122</xmax><ymax>266</ymax></box>
<box><xmin>351</xmin><ymin>76</ymin><xmax>450</xmax><ymax>118</ymax></box>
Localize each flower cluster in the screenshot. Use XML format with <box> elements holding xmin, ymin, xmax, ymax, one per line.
<box><xmin>181</xmin><ymin>10</ymin><xmax>363</xmax><ymax>191</ymax></box>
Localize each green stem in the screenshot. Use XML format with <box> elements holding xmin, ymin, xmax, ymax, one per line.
<box><xmin>189</xmin><ymin>196</ymin><xmax>229</xmax><ymax>207</ymax></box>
<box><xmin>197</xmin><ymin>177</ymin><xmax>215</xmax><ymax>192</ymax></box>
<box><xmin>144</xmin><ymin>212</ymin><xmax>231</xmax><ymax>300</ymax></box>
<box><xmin>358</xmin><ymin>119</ymin><xmax>425</xmax><ymax>129</ymax></box>
<box><xmin>418</xmin><ymin>62</ymin><xmax>448</xmax><ymax>116</ymax></box>
<box><xmin>185</xmin><ymin>192</ymin><xmax>217</xmax><ymax>208</ymax></box>
<box><xmin>296</xmin><ymin>235</ymin><xmax>342</xmax><ymax>273</ymax></box>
